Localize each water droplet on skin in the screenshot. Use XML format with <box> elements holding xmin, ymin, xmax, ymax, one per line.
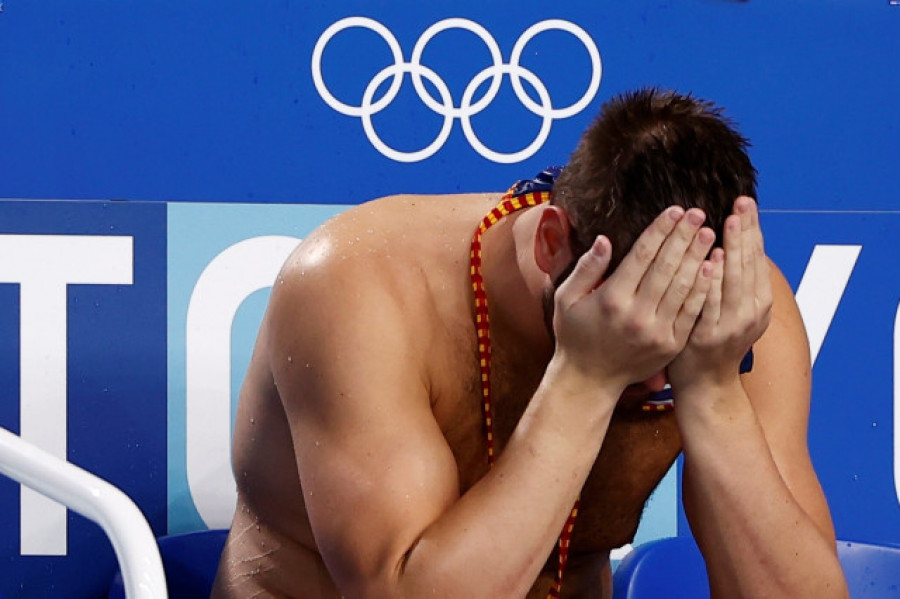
<box><xmin>278</xmin><ymin>277</ymin><xmax>284</xmax><ymax>285</ymax></box>
<box><xmin>287</xmin><ymin>356</ymin><xmax>293</xmax><ymax>363</ymax></box>
<box><xmin>305</xmin><ymin>362</ymin><xmax>311</xmax><ymax>368</ymax></box>
<box><xmin>315</xmin><ymin>440</ymin><xmax>321</xmax><ymax>447</ymax></box>
<box><xmin>250</xmin><ymin>418</ymin><xmax>255</xmax><ymax>425</ymax></box>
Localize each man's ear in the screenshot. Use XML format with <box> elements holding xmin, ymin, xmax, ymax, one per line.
<box><xmin>534</xmin><ymin>206</ymin><xmax>575</xmax><ymax>279</ymax></box>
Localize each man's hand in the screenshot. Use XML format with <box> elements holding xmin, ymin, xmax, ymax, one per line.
<box><xmin>552</xmin><ymin>205</ymin><xmax>716</xmax><ymax>395</ymax></box>
<box><xmin>670</xmin><ymin>198</ymin><xmax>847</xmax><ymax>599</ymax></box>
<box><xmin>668</xmin><ymin>197</ymin><xmax>773</xmax><ymax>397</ymax></box>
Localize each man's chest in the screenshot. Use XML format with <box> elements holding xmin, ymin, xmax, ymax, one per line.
<box><xmin>572</xmin><ymin>409</ymin><xmax>681</xmax><ymax>551</ymax></box>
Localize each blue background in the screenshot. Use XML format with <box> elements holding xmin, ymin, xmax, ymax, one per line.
<box><xmin>0</xmin><ymin>201</ymin><xmax>167</xmax><ymax>598</ymax></box>
<box><xmin>1</xmin><ymin>1</ymin><xmax>897</xmax><ymax>208</ymax></box>
<box><xmin>165</xmin><ymin>202</ymin><xmax>345</xmax><ymax>534</ymax></box>
<box><xmin>762</xmin><ymin>213</ymin><xmax>900</xmax><ymax>545</ymax></box>
<box><xmin>1</xmin><ymin>1</ymin><xmax>899</xmax><ymax>596</ymax></box>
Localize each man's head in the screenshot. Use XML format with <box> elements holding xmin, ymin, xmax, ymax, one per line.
<box><xmin>551</xmin><ymin>87</ymin><xmax>757</xmax><ymax>275</ymax></box>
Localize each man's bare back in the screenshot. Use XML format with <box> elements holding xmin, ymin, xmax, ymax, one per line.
<box><xmin>210</xmin><ymin>194</ymin><xmax>682</xmax><ymax>598</ymax></box>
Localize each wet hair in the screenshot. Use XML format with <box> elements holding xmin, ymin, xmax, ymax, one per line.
<box><xmin>552</xmin><ymin>87</ymin><xmax>757</xmax><ymax>273</ymax></box>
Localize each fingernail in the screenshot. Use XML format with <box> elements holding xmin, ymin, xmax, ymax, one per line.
<box><xmin>698</xmin><ymin>228</ymin><xmax>715</xmax><ymax>244</ymax></box>
<box><xmin>687</xmin><ymin>210</ymin><xmax>704</xmax><ymax>226</ymax></box>
<box><xmin>668</xmin><ymin>206</ymin><xmax>685</xmax><ymax>221</ymax></box>
<box><xmin>591</xmin><ymin>236</ymin><xmax>607</xmax><ymax>256</ymax></box>
<box><xmin>736</xmin><ymin>196</ymin><xmax>755</xmax><ymax>214</ymax></box>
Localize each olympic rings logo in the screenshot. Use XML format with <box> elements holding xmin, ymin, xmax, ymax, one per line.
<box><xmin>311</xmin><ymin>17</ymin><xmax>602</xmax><ymax>164</ymax></box>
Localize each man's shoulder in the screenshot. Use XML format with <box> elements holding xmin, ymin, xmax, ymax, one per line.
<box><xmin>261</xmin><ymin>193</ymin><xmax>489</xmax><ymax>415</ymax></box>
<box><xmin>766</xmin><ymin>258</ymin><xmax>804</xmax><ymax>334</ymax></box>
<box><xmin>262</xmin><ymin>224</ymin><xmax>435</xmax><ymax>403</ymax></box>
<box><xmin>267</xmin><ymin>193</ymin><xmax>489</xmax><ymax>347</ymax></box>
<box><xmin>277</xmin><ymin>191</ymin><xmax>496</xmax><ymax>301</ymax></box>
<box><xmin>740</xmin><ymin>257</ymin><xmax>811</xmax><ymax>414</ymax></box>
<box><xmin>270</xmin><ymin>228</ymin><xmax>420</xmax><ymax>332</ymax></box>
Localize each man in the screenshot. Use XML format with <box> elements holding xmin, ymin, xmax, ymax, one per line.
<box><xmin>211</xmin><ymin>88</ymin><xmax>848</xmax><ymax>598</ymax></box>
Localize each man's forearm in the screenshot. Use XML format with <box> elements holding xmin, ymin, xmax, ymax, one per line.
<box><xmin>678</xmin><ymin>387</ymin><xmax>848</xmax><ymax>599</ymax></box>
<box><xmin>387</xmin><ymin>362</ymin><xmax>618</xmax><ymax>599</ymax></box>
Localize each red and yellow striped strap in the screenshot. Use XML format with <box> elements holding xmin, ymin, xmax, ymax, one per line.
<box><xmin>470</xmin><ymin>188</ymin><xmax>550</xmax><ymax>464</ymax></box>
<box><xmin>469</xmin><ymin>187</ymin><xmax>578</xmax><ymax>598</ymax></box>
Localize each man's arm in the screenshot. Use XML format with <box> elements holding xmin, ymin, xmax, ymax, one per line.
<box><xmin>265</xmin><ymin>207</ymin><xmax>714</xmax><ymax>598</ymax></box>
<box><xmin>670</xmin><ymin>198</ymin><xmax>848</xmax><ymax>598</ymax></box>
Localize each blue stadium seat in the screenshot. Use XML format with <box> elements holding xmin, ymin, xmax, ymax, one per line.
<box><xmin>612</xmin><ymin>536</ymin><xmax>900</xmax><ymax>598</ymax></box>
<box><xmin>612</xmin><ymin>536</ymin><xmax>709</xmax><ymax>599</ymax></box>
<box><xmin>838</xmin><ymin>540</ymin><xmax>900</xmax><ymax>596</ymax></box>
<box><xmin>106</xmin><ymin>529</ymin><xmax>228</xmax><ymax>599</ymax></box>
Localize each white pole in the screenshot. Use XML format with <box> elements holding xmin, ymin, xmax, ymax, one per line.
<box><xmin>0</xmin><ymin>427</ymin><xmax>167</xmax><ymax>598</ymax></box>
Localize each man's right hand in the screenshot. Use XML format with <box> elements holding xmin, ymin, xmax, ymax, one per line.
<box><xmin>551</xmin><ymin>205</ymin><xmax>716</xmax><ymax>395</ymax></box>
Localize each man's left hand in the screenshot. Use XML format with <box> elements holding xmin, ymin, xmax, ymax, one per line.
<box><xmin>668</xmin><ymin>196</ymin><xmax>773</xmax><ymax>398</ymax></box>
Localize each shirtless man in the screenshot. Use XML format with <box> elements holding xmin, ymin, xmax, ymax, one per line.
<box><xmin>211</xmin><ymin>88</ymin><xmax>848</xmax><ymax>598</ymax></box>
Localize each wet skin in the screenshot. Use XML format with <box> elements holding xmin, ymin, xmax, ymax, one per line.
<box><xmin>211</xmin><ymin>193</ymin><xmax>844</xmax><ymax>599</ymax></box>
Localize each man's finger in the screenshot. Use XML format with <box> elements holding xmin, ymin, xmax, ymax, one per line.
<box><xmin>703</xmin><ymin>248</ymin><xmax>725</xmax><ymax>326</ymax></box>
<box><xmin>613</xmin><ymin>205</ymin><xmax>685</xmax><ymax>293</ymax></box>
<box><xmin>721</xmin><ymin>213</ymin><xmax>743</xmax><ymax>312</ymax></box>
<box><xmin>657</xmin><ymin>225</ymin><xmax>715</xmax><ymax>321</ymax></box>
<box><xmin>556</xmin><ymin>235</ymin><xmax>612</xmax><ymax>305</ymax></box>
<box><xmin>673</xmin><ymin>252</ymin><xmax>718</xmax><ymax>342</ymax></box>
<box><xmin>637</xmin><ymin>208</ymin><xmax>706</xmax><ymax>308</ymax></box>
<box><xmin>744</xmin><ymin>198</ymin><xmax>772</xmax><ymax>309</ymax></box>
<box><xmin>737</xmin><ymin>197</ymin><xmax>757</xmax><ymax>302</ymax></box>
<box><xmin>679</xmin><ymin>249</ymin><xmax>725</xmax><ymax>344</ymax></box>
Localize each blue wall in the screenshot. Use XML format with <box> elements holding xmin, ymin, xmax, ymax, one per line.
<box><xmin>1</xmin><ymin>2</ymin><xmax>898</xmax><ymax>596</ymax></box>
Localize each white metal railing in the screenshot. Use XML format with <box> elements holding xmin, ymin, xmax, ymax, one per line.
<box><xmin>0</xmin><ymin>426</ymin><xmax>167</xmax><ymax>598</ymax></box>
